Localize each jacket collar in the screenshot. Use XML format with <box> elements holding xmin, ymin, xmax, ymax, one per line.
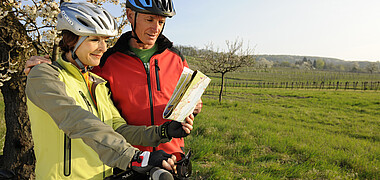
<box><xmin>100</xmin><ymin>31</ymin><xmax>173</xmax><ymax>67</ymax></box>
<box><xmin>56</xmin><ymin>57</ymin><xmax>106</xmax><ymax>84</ymax></box>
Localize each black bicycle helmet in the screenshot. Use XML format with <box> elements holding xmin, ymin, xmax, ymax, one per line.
<box><xmin>125</xmin><ymin>0</ymin><xmax>176</xmax><ymax>17</ymax></box>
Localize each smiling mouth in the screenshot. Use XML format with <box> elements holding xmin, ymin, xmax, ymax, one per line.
<box><xmin>91</xmin><ymin>54</ymin><xmax>102</xmax><ymax>58</ymax></box>
<box><xmin>147</xmin><ymin>34</ymin><xmax>157</xmax><ymax>38</ymax></box>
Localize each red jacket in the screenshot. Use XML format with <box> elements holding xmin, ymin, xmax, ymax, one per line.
<box><xmin>92</xmin><ymin>32</ymin><xmax>188</xmax><ymax>154</ymax></box>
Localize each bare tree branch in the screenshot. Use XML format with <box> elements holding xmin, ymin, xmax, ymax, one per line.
<box><xmin>199</xmin><ymin>38</ymin><xmax>255</xmax><ymax>102</ymax></box>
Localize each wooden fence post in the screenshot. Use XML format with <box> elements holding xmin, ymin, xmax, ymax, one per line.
<box><xmin>336</xmin><ymin>81</ymin><xmax>339</xmax><ymax>90</ymax></box>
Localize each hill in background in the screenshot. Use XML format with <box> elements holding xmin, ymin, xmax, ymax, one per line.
<box><xmin>175</xmin><ymin>45</ymin><xmax>379</xmax><ymax>73</ymax></box>
<box><xmin>255</xmin><ymin>54</ymin><xmax>373</xmax><ymax>68</ymax></box>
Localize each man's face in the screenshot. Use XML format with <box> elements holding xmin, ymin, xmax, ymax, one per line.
<box><xmin>132</xmin><ymin>12</ymin><xmax>167</xmax><ymax>47</ymax></box>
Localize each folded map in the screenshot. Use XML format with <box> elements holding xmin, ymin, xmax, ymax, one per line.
<box><xmin>163</xmin><ymin>67</ymin><xmax>211</xmax><ymax>122</ymax></box>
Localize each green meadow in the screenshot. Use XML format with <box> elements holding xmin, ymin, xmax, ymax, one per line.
<box><xmin>0</xmin><ymin>75</ymin><xmax>379</xmax><ymax>179</ymax></box>
<box><xmin>188</xmin><ymin>88</ymin><xmax>380</xmax><ymax>179</ymax></box>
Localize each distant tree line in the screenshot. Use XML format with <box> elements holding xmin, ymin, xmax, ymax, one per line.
<box><xmin>176</xmin><ymin>45</ymin><xmax>380</xmax><ymax>74</ymax></box>
<box><xmin>261</xmin><ymin>56</ymin><xmax>380</xmax><ymax>74</ymax></box>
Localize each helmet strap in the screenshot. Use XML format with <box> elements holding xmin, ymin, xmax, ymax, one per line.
<box><xmin>131</xmin><ymin>12</ymin><xmax>144</xmax><ymax>44</ymax></box>
<box><xmin>72</xmin><ymin>36</ymin><xmax>88</xmax><ymax>73</ymax></box>
<box><xmin>74</xmin><ymin>57</ymin><xmax>87</xmax><ymax>73</ymax></box>
<box><xmin>160</xmin><ymin>22</ymin><xmax>165</xmax><ymax>37</ymax></box>
<box><xmin>131</xmin><ymin>12</ymin><xmax>166</xmax><ymax>45</ymax></box>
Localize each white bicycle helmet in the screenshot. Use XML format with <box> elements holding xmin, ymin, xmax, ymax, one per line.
<box><xmin>56</xmin><ymin>2</ymin><xmax>118</xmax><ymax>73</ymax></box>
<box><xmin>57</xmin><ymin>2</ymin><xmax>118</xmax><ymax>37</ymax></box>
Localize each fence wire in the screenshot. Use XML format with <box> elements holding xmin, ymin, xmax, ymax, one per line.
<box><xmin>204</xmin><ymin>81</ymin><xmax>380</xmax><ymax>95</ymax></box>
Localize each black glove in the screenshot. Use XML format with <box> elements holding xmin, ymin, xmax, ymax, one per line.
<box><xmin>131</xmin><ymin>150</ymin><xmax>172</xmax><ymax>173</ymax></box>
<box><xmin>160</xmin><ymin>121</ymin><xmax>189</xmax><ymax>139</ymax></box>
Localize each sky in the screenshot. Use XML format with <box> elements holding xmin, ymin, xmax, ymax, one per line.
<box><xmin>106</xmin><ymin>0</ymin><xmax>380</xmax><ymax>62</ymax></box>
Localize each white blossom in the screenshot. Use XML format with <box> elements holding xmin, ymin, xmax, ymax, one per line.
<box><xmin>2</xmin><ymin>76</ymin><xmax>11</xmax><ymax>81</ymax></box>
<box><xmin>9</xmin><ymin>61</ymin><xmax>18</xmax><ymax>66</ymax></box>
<box><xmin>3</xmin><ymin>0</ymin><xmax>126</xmax><ymax>82</ymax></box>
<box><xmin>7</xmin><ymin>69</ymin><xmax>18</xmax><ymax>73</ymax></box>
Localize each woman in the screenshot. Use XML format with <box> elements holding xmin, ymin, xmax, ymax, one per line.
<box><xmin>26</xmin><ymin>2</ymin><xmax>193</xmax><ymax>179</ymax></box>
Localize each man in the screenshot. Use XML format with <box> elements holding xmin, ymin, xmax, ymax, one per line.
<box><xmin>25</xmin><ymin>0</ymin><xmax>202</xmax><ymax>155</ymax></box>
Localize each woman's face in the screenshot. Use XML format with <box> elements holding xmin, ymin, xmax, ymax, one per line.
<box><xmin>75</xmin><ymin>36</ymin><xmax>109</xmax><ymax>67</ymax></box>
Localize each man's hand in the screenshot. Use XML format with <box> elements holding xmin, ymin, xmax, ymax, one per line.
<box><xmin>161</xmin><ymin>114</ymin><xmax>194</xmax><ymax>139</ymax></box>
<box><xmin>24</xmin><ymin>55</ymin><xmax>52</xmax><ymax>75</ymax></box>
<box><xmin>180</xmin><ymin>114</ymin><xmax>194</xmax><ymax>134</ymax></box>
<box><xmin>193</xmin><ymin>99</ymin><xmax>203</xmax><ymax>116</ymax></box>
<box><xmin>131</xmin><ymin>150</ymin><xmax>177</xmax><ymax>173</ymax></box>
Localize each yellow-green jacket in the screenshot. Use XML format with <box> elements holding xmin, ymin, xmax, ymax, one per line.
<box><xmin>26</xmin><ymin>58</ymin><xmax>170</xmax><ymax>179</ymax></box>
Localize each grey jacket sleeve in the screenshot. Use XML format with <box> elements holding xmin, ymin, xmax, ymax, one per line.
<box><xmin>26</xmin><ymin>63</ymin><xmax>136</xmax><ymax>170</ymax></box>
<box><xmin>115</xmin><ymin>124</ymin><xmax>171</xmax><ymax>147</ymax></box>
<box><xmin>109</xmin><ymin>89</ymin><xmax>171</xmax><ymax>146</ymax></box>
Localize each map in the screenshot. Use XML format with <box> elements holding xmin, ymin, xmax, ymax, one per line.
<box><xmin>163</xmin><ymin>67</ymin><xmax>211</xmax><ymax>122</ymax></box>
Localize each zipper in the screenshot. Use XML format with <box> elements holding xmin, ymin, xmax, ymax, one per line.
<box><xmin>72</xmin><ymin>62</ymin><xmax>97</xmax><ymax>113</ymax></box>
<box><xmin>64</xmin><ymin>134</ymin><xmax>71</xmax><ymax>176</ymax></box>
<box><xmin>154</xmin><ymin>59</ymin><xmax>161</xmax><ymax>91</ymax></box>
<box><xmin>79</xmin><ymin>91</ymin><xmax>93</xmax><ymax>113</ymax></box>
<box><xmin>146</xmin><ymin>70</ymin><xmax>155</xmax><ymax>151</ymax></box>
<box><xmin>91</xmin><ymin>78</ymin><xmax>100</xmax><ymax>103</ymax></box>
<box><xmin>135</xmin><ymin>56</ymin><xmax>155</xmax><ymax>127</ymax></box>
<box><xmin>145</xmin><ymin>66</ymin><xmax>155</xmax><ymax>126</ymax></box>
<box><xmin>63</xmin><ymin>91</ymin><xmax>91</xmax><ymax>177</ymax></box>
<box><xmin>133</xmin><ymin>55</ymin><xmax>155</xmax><ymax>151</ymax></box>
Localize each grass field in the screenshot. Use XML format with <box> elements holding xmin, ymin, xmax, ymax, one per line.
<box><xmin>0</xmin><ymin>86</ymin><xmax>379</xmax><ymax>179</ymax></box>
<box><xmin>188</xmin><ymin>88</ymin><xmax>380</xmax><ymax>179</ymax></box>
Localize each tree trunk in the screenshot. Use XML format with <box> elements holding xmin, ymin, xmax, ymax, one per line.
<box><xmin>52</xmin><ymin>42</ymin><xmax>59</xmax><ymax>61</ymax></box>
<box><xmin>0</xmin><ymin>80</ymin><xmax>35</xmax><ymax>179</ymax></box>
<box><xmin>219</xmin><ymin>73</ymin><xmax>225</xmax><ymax>103</ymax></box>
<box><xmin>0</xmin><ymin>7</ymin><xmax>36</xmax><ymax>180</ymax></box>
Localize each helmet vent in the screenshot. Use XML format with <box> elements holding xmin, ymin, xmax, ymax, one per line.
<box><xmin>156</xmin><ymin>0</ymin><xmax>162</xmax><ymax>9</ymax></box>
<box><xmin>92</xmin><ymin>17</ymin><xmax>104</xmax><ymax>29</ymax></box>
<box><xmin>168</xmin><ymin>1</ymin><xmax>173</xmax><ymax>12</ymax></box>
<box><xmin>144</xmin><ymin>0</ymin><xmax>151</xmax><ymax>6</ymax></box>
<box><xmin>161</xmin><ymin>1</ymin><xmax>168</xmax><ymax>11</ymax></box>
<box><xmin>99</xmin><ymin>17</ymin><xmax>109</xmax><ymax>30</ymax></box>
<box><xmin>77</xmin><ymin>17</ymin><xmax>90</xmax><ymax>28</ymax></box>
<box><xmin>77</xmin><ymin>6</ymin><xmax>89</xmax><ymax>15</ymax></box>
<box><xmin>103</xmin><ymin>11</ymin><xmax>113</xmax><ymax>25</ymax></box>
